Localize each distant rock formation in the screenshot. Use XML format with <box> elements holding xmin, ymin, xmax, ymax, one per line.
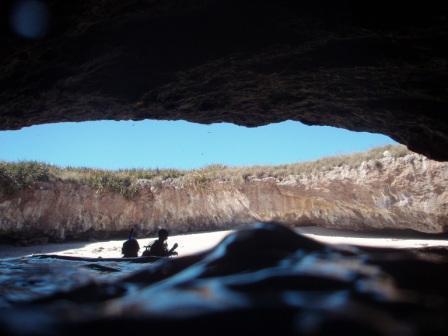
<box><xmin>1</xmin><ymin>150</ymin><xmax>447</xmax><ymax>243</ymax></box>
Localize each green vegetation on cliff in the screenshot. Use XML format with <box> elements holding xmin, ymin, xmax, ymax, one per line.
<box><xmin>0</xmin><ymin>145</ymin><xmax>409</xmax><ymax>198</ymax></box>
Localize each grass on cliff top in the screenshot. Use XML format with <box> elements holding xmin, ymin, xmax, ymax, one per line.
<box><xmin>0</xmin><ymin>145</ymin><xmax>410</xmax><ymax>198</ymax></box>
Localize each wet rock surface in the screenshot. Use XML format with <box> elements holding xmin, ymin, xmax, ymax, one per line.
<box><xmin>0</xmin><ymin>1</ymin><xmax>447</xmax><ymax>160</ymax></box>
<box><xmin>1</xmin><ymin>223</ymin><xmax>448</xmax><ymax>335</ymax></box>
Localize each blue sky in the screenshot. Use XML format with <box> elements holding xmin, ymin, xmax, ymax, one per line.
<box><xmin>0</xmin><ymin>120</ymin><xmax>396</xmax><ymax>170</ymax></box>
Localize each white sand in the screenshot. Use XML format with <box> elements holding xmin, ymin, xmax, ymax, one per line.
<box><xmin>1</xmin><ymin>226</ymin><xmax>447</xmax><ymax>259</ymax></box>
<box><xmin>0</xmin><ymin>230</ymin><xmax>231</xmax><ymax>259</ymax></box>
<box><xmin>297</xmin><ymin>226</ymin><xmax>448</xmax><ymax>249</ymax></box>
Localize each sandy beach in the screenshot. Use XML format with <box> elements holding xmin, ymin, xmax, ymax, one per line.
<box><xmin>1</xmin><ymin>226</ymin><xmax>447</xmax><ymax>259</ymax></box>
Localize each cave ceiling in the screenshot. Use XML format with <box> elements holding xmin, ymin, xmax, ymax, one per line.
<box><xmin>0</xmin><ymin>0</ymin><xmax>447</xmax><ymax>160</ymax></box>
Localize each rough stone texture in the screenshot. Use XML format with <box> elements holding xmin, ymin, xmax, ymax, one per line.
<box><xmin>0</xmin><ymin>1</ymin><xmax>447</xmax><ymax>160</ymax></box>
<box><xmin>2</xmin><ymin>223</ymin><xmax>448</xmax><ymax>336</ymax></box>
<box><xmin>1</xmin><ymin>152</ymin><xmax>447</xmax><ymax>243</ymax></box>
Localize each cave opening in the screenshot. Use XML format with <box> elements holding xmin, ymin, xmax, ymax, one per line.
<box><xmin>0</xmin><ymin>119</ymin><xmax>446</xmax><ymax>249</ymax></box>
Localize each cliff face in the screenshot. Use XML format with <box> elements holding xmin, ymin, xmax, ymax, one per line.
<box><xmin>1</xmin><ymin>152</ymin><xmax>447</xmax><ymax>243</ymax></box>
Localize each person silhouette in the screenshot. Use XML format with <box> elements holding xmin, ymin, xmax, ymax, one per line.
<box><xmin>142</xmin><ymin>229</ymin><xmax>178</xmax><ymax>257</ymax></box>
<box><xmin>122</xmin><ymin>228</ymin><xmax>140</xmax><ymax>257</ymax></box>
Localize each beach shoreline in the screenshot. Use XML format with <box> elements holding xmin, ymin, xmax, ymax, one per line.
<box><xmin>1</xmin><ymin>226</ymin><xmax>448</xmax><ymax>259</ymax></box>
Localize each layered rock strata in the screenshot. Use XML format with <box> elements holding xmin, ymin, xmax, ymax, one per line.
<box><xmin>1</xmin><ymin>151</ymin><xmax>447</xmax><ymax>243</ymax></box>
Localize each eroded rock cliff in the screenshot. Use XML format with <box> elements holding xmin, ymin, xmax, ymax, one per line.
<box><xmin>1</xmin><ymin>149</ymin><xmax>447</xmax><ymax>243</ymax></box>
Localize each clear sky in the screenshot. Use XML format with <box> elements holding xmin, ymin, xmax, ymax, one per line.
<box><xmin>0</xmin><ymin>120</ymin><xmax>396</xmax><ymax>170</ymax></box>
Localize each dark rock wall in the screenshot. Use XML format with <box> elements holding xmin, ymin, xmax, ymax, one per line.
<box><xmin>0</xmin><ymin>1</ymin><xmax>447</xmax><ymax>159</ymax></box>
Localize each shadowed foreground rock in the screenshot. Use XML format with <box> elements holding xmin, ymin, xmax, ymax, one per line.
<box><xmin>1</xmin><ymin>223</ymin><xmax>448</xmax><ymax>335</ymax></box>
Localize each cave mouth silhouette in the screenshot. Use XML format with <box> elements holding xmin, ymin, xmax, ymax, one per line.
<box><xmin>1</xmin><ymin>1</ymin><xmax>447</xmax><ymax>161</ymax></box>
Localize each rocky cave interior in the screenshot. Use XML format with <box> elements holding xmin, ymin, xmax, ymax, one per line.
<box><xmin>1</xmin><ymin>1</ymin><xmax>448</xmax><ymax>335</ymax></box>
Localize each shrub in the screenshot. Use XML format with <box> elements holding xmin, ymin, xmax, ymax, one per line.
<box><xmin>0</xmin><ymin>161</ymin><xmax>51</xmax><ymax>195</ymax></box>
<box><xmin>0</xmin><ymin>145</ymin><xmax>411</xmax><ymax>198</ymax></box>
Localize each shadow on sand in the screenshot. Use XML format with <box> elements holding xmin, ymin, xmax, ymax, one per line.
<box><xmin>0</xmin><ymin>241</ymin><xmax>92</xmax><ymax>258</ymax></box>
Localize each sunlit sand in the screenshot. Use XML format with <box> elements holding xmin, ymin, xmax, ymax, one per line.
<box><xmin>1</xmin><ymin>226</ymin><xmax>447</xmax><ymax>259</ymax></box>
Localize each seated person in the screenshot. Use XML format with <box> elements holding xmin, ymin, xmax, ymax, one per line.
<box><xmin>142</xmin><ymin>229</ymin><xmax>178</xmax><ymax>257</ymax></box>
<box><xmin>122</xmin><ymin>229</ymin><xmax>140</xmax><ymax>257</ymax></box>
